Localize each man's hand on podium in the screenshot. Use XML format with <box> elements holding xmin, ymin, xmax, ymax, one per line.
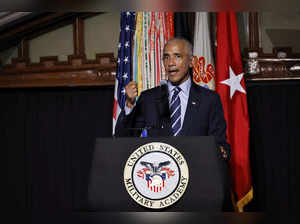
<box><xmin>219</xmin><ymin>146</ymin><xmax>228</xmax><ymax>160</ymax></box>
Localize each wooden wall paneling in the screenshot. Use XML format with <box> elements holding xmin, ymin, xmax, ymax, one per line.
<box><xmin>0</xmin><ymin>53</ymin><xmax>116</xmax><ymax>88</ymax></box>
<box><xmin>0</xmin><ymin>13</ymin><xmax>116</xmax><ymax>88</ymax></box>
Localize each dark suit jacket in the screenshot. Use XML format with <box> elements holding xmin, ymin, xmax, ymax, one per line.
<box><xmin>115</xmin><ymin>81</ymin><xmax>231</xmax><ymax>159</ymax></box>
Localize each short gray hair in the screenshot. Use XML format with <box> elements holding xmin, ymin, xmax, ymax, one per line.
<box><xmin>164</xmin><ymin>37</ymin><xmax>193</xmax><ymax>57</ymax></box>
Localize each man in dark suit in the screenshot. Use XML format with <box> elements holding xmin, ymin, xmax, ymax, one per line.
<box><xmin>115</xmin><ymin>37</ymin><xmax>230</xmax><ymax>160</ymax></box>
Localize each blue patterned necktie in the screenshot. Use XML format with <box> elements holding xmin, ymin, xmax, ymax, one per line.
<box><xmin>170</xmin><ymin>87</ymin><xmax>182</xmax><ymax>136</ymax></box>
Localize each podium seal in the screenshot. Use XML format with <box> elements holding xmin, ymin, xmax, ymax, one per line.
<box><xmin>123</xmin><ymin>142</ymin><xmax>189</xmax><ymax>209</ymax></box>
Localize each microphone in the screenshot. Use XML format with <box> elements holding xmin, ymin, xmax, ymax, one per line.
<box><xmin>127</xmin><ymin>80</ymin><xmax>170</xmax><ymax>137</ymax></box>
<box><xmin>155</xmin><ymin>79</ymin><xmax>170</xmax><ymax>130</ymax></box>
<box><xmin>159</xmin><ymin>79</ymin><xmax>168</xmax><ymax>98</ymax></box>
<box><xmin>160</xmin><ymin>79</ymin><xmax>168</xmax><ymax>87</ymax></box>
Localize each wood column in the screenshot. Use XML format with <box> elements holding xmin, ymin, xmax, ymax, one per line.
<box><xmin>18</xmin><ymin>39</ymin><xmax>29</xmax><ymax>58</ymax></box>
<box><xmin>73</xmin><ymin>17</ymin><xmax>85</xmax><ymax>56</ymax></box>
<box><xmin>248</xmin><ymin>12</ymin><xmax>259</xmax><ymax>50</ymax></box>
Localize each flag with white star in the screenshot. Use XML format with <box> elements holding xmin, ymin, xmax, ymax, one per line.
<box><xmin>216</xmin><ymin>12</ymin><xmax>252</xmax><ymax>212</ymax></box>
<box><xmin>113</xmin><ymin>12</ymin><xmax>135</xmax><ymax>135</ymax></box>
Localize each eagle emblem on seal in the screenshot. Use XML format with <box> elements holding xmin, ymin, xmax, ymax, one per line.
<box><xmin>137</xmin><ymin>161</ymin><xmax>175</xmax><ymax>192</ymax></box>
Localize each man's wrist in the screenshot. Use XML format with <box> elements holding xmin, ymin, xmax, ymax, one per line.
<box><xmin>126</xmin><ymin>100</ymin><xmax>135</xmax><ymax>108</ymax></box>
<box><xmin>124</xmin><ymin>100</ymin><xmax>135</xmax><ymax>115</ymax></box>
<box><xmin>219</xmin><ymin>146</ymin><xmax>228</xmax><ymax>160</ymax></box>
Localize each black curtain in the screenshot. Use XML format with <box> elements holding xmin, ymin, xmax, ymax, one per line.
<box><xmin>245</xmin><ymin>81</ymin><xmax>300</xmax><ymax>212</ymax></box>
<box><xmin>2</xmin><ymin>82</ymin><xmax>300</xmax><ymax>213</ymax></box>
<box><xmin>2</xmin><ymin>86</ymin><xmax>114</xmax><ymax>211</ymax></box>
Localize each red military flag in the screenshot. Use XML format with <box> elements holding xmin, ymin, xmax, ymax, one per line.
<box><xmin>215</xmin><ymin>12</ymin><xmax>253</xmax><ymax>212</ymax></box>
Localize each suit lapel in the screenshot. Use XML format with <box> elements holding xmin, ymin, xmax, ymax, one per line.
<box><xmin>179</xmin><ymin>83</ymin><xmax>202</xmax><ymax>136</ymax></box>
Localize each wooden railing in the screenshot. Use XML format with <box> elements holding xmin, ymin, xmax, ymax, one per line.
<box><xmin>244</xmin><ymin>12</ymin><xmax>300</xmax><ymax>81</ymax></box>
<box><xmin>0</xmin><ymin>12</ymin><xmax>116</xmax><ymax>88</ymax></box>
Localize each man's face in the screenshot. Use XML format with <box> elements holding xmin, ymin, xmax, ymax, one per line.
<box><xmin>163</xmin><ymin>40</ymin><xmax>193</xmax><ymax>86</ymax></box>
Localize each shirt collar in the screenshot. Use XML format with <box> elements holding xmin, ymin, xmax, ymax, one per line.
<box><xmin>167</xmin><ymin>76</ymin><xmax>192</xmax><ymax>95</ymax></box>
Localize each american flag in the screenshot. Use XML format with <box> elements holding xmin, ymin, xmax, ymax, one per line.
<box><xmin>112</xmin><ymin>12</ymin><xmax>135</xmax><ymax>135</ymax></box>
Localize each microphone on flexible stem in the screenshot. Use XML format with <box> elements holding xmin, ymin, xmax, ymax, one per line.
<box><xmin>160</xmin><ymin>79</ymin><xmax>168</xmax><ymax>86</ymax></box>
<box><xmin>146</xmin><ymin>79</ymin><xmax>168</xmax><ymax>135</ymax></box>
<box><xmin>127</xmin><ymin>80</ymin><xmax>169</xmax><ymax>137</ymax></box>
<box><xmin>156</xmin><ymin>79</ymin><xmax>169</xmax><ymax>130</ymax></box>
<box><xmin>159</xmin><ymin>79</ymin><xmax>168</xmax><ymax>100</ymax></box>
<box><xmin>159</xmin><ymin>79</ymin><xmax>168</xmax><ymax>91</ymax></box>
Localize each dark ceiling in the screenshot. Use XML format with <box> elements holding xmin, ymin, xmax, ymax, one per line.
<box><xmin>0</xmin><ymin>12</ymin><xmax>99</xmax><ymax>52</ymax></box>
